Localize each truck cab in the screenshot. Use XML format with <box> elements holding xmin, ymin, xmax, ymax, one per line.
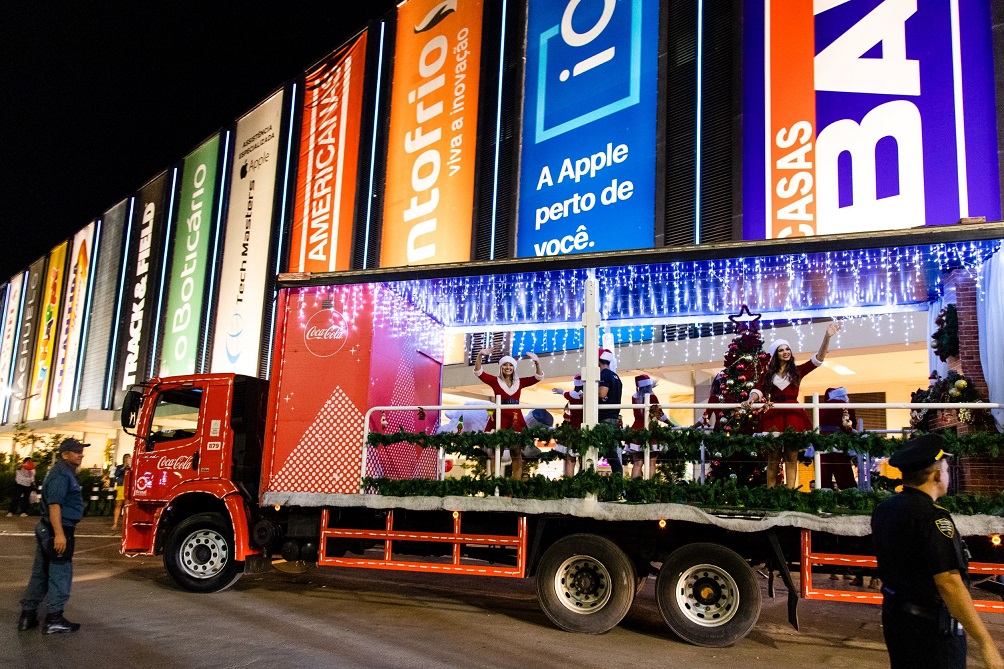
<box><xmin>121</xmin><ymin>373</ymin><xmax>268</xmax><ymax>591</ymax></box>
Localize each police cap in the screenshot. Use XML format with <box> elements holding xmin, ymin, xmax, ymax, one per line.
<box><xmin>59</xmin><ymin>437</ymin><xmax>90</xmax><ymax>453</ymax></box>
<box><xmin>889</xmin><ymin>433</ymin><xmax>951</xmax><ymax>473</ymax></box>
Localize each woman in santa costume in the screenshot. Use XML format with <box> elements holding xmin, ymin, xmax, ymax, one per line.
<box><xmin>552</xmin><ymin>374</ymin><xmax>584</xmax><ymax>476</ymax></box>
<box><xmin>748</xmin><ymin>322</ymin><xmax>841</xmax><ymax>488</ymax></box>
<box><xmin>474</xmin><ymin>349</ymin><xmax>543</xmax><ymax>478</ymax></box>
<box><xmin>626</xmin><ymin>374</ymin><xmax>671</xmax><ymax>478</ymax></box>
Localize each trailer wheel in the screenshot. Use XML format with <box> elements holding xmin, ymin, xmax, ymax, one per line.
<box><xmin>655</xmin><ymin>543</ymin><xmax>761</xmax><ymax>647</ymax></box>
<box><xmin>536</xmin><ymin>534</ymin><xmax>636</xmax><ymax>634</ymax></box>
<box><xmin>164</xmin><ymin>513</ymin><xmax>243</xmax><ymax>593</ymax></box>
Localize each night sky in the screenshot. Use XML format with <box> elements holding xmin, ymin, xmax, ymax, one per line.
<box><xmin>1</xmin><ymin>0</ymin><xmax>396</xmax><ymax>282</ymax></box>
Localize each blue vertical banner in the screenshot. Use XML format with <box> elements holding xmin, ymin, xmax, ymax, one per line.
<box><xmin>517</xmin><ymin>0</ymin><xmax>659</xmax><ymax>257</ymax></box>
<box><xmin>743</xmin><ymin>0</ymin><xmax>1000</xmax><ymax>240</ymax></box>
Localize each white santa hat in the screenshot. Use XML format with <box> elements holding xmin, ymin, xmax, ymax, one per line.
<box><xmin>497</xmin><ymin>355</ymin><xmax>517</xmax><ymax>370</ymax></box>
<box><xmin>766</xmin><ymin>339</ymin><xmax>791</xmax><ymax>358</ymax></box>
<box><xmin>598</xmin><ymin>348</ymin><xmax>615</xmax><ymax>363</ymax></box>
<box><xmin>826</xmin><ymin>387</ymin><xmax>849</xmax><ymax>402</ymax></box>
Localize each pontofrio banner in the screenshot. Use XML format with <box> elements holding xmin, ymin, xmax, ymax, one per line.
<box><xmin>380</xmin><ymin>0</ymin><xmax>484</xmax><ymax>267</ymax></box>
<box><xmin>743</xmin><ymin>0</ymin><xmax>1001</xmax><ymax>239</ymax></box>
<box><xmin>288</xmin><ymin>33</ymin><xmax>368</xmax><ymax>273</ymax></box>
<box><xmin>211</xmin><ymin>90</ymin><xmax>285</xmax><ymax>376</ymax></box>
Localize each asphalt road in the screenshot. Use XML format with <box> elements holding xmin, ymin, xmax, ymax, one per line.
<box><xmin>2</xmin><ymin>515</ymin><xmax>1001</xmax><ymax>669</ymax></box>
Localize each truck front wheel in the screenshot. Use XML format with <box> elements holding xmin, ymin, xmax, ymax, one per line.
<box><xmin>164</xmin><ymin>512</ymin><xmax>243</xmax><ymax>593</ymax></box>
<box><xmin>535</xmin><ymin>534</ymin><xmax>636</xmax><ymax>634</ymax></box>
<box><xmin>655</xmin><ymin>543</ymin><xmax>761</xmax><ymax>647</ymax></box>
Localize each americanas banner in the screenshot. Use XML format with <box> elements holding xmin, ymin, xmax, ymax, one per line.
<box><xmin>8</xmin><ymin>258</ymin><xmax>46</xmax><ymax>423</ymax></box>
<box><xmin>743</xmin><ymin>0</ymin><xmax>1001</xmax><ymax>239</ymax></box>
<box><xmin>25</xmin><ymin>242</ymin><xmax>68</xmax><ymax>421</ymax></box>
<box><xmin>0</xmin><ymin>273</ymin><xmax>24</xmax><ymax>416</ymax></box>
<box><xmin>288</xmin><ymin>33</ymin><xmax>368</xmax><ymax>273</ymax></box>
<box><xmin>160</xmin><ymin>136</ymin><xmax>221</xmax><ymax>377</ymax></box>
<box><xmin>517</xmin><ymin>0</ymin><xmax>659</xmax><ymax>258</ymax></box>
<box><xmin>113</xmin><ymin>173</ymin><xmax>169</xmax><ymax>408</ymax></box>
<box><xmin>49</xmin><ymin>223</ymin><xmax>96</xmax><ymax>417</ymax></box>
<box><xmin>211</xmin><ymin>90</ymin><xmax>285</xmax><ymax>377</ymax></box>
<box><xmin>380</xmin><ymin>0</ymin><xmax>484</xmax><ymax>267</ymax></box>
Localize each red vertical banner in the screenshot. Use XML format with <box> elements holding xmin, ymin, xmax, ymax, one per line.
<box><xmin>288</xmin><ymin>33</ymin><xmax>369</xmax><ymax>273</ymax></box>
<box><xmin>768</xmin><ymin>0</ymin><xmax>816</xmax><ymax>239</ymax></box>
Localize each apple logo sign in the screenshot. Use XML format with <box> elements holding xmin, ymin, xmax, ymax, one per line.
<box><xmin>240</xmin><ymin>161</ymin><xmax>248</xmax><ymax>179</ymax></box>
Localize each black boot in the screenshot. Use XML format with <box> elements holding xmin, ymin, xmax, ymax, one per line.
<box><xmin>43</xmin><ymin>612</ymin><xmax>80</xmax><ymax>634</ymax></box>
<box><xmin>17</xmin><ymin>610</ymin><xmax>38</xmax><ymax>631</ymax></box>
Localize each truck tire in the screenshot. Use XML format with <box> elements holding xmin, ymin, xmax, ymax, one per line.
<box><xmin>164</xmin><ymin>512</ymin><xmax>243</xmax><ymax>593</ymax></box>
<box><xmin>536</xmin><ymin>534</ymin><xmax>636</xmax><ymax>634</ymax></box>
<box><xmin>655</xmin><ymin>542</ymin><xmax>761</xmax><ymax>647</ymax></box>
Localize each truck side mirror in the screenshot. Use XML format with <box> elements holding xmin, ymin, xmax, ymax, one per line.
<box><xmin>121</xmin><ymin>390</ymin><xmax>142</xmax><ymax>431</ymax></box>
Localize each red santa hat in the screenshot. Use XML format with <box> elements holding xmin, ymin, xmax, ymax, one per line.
<box><xmin>598</xmin><ymin>348</ymin><xmax>615</xmax><ymax>363</ymax></box>
<box><xmin>825</xmin><ymin>387</ymin><xmax>849</xmax><ymax>402</ymax></box>
<box><xmin>573</xmin><ymin>374</ymin><xmax>584</xmax><ymax>388</ymax></box>
<box><xmin>635</xmin><ymin>374</ymin><xmax>656</xmax><ymax>388</ymax></box>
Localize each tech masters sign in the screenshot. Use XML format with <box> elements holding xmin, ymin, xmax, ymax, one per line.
<box><xmin>517</xmin><ymin>0</ymin><xmax>659</xmax><ymax>257</ymax></box>
<box><xmin>211</xmin><ymin>91</ymin><xmax>285</xmax><ymax>376</ymax></box>
<box><xmin>744</xmin><ymin>0</ymin><xmax>1001</xmax><ymax>239</ymax></box>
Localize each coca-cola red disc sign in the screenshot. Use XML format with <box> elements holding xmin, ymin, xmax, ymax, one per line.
<box><xmin>303</xmin><ymin>309</ymin><xmax>348</xmax><ymax>357</ymax></box>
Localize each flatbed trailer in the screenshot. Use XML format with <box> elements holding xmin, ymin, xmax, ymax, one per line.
<box><xmin>119</xmin><ymin>224</ymin><xmax>1004</xmax><ymax>647</ymax></box>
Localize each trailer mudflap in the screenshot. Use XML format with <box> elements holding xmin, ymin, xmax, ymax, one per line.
<box><xmin>767</xmin><ymin>530</ymin><xmax>799</xmax><ymax>631</ymax></box>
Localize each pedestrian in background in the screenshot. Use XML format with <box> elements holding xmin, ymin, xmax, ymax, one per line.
<box><xmin>7</xmin><ymin>457</ymin><xmax>35</xmax><ymax>517</ymax></box>
<box><xmin>111</xmin><ymin>453</ymin><xmax>131</xmax><ymax>531</ymax></box>
<box><xmin>18</xmin><ymin>437</ymin><xmax>89</xmax><ymax>634</ymax></box>
<box><xmin>872</xmin><ymin>433</ymin><xmax>1003</xmax><ymax>669</ymax></box>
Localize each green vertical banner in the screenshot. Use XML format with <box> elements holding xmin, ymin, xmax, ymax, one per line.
<box><xmin>160</xmin><ymin>135</ymin><xmax>220</xmax><ymax>377</ymax></box>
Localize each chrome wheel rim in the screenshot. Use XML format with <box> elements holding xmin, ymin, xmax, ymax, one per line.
<box><xmin>674</xmin><ymin>563</ymin><xmax>740</xmax><ymax>627</ymax></box>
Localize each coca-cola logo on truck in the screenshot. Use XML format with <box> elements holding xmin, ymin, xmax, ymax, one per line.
<box><xmin>303</xmin><ymin>309</ymin><xmax>348</xmax><ymax>357</ymax></box>
<box><xmin>158</xmin><ymin>455</ymin><xmax>194</xmax><ymax>470</ymax></box>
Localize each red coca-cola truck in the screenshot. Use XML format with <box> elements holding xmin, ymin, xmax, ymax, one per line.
<box><xmin>119</xmin><ymin>226</ymin><xmax>1004</xmax><ymax>647</ymax></box>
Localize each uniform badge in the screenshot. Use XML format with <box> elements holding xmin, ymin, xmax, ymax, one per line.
<box><xmin>935</xmin><ymin>518</ymin><xmax>955</xmax><ymax>539</ymax></box>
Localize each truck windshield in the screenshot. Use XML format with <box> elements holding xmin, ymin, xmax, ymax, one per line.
<box><xmin>148</xmin><ymin>388</ymin><xmax>203</xmax><ymax>445</ymax></box>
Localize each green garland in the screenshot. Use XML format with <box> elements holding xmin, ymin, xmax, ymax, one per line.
<box><xmin>360</xmin><ymin>473</ymin><xmax>1004</xmax><ymax>517</ymax></box>
<box><xmin>367</xmin><ymin>424</ymin><xmax>1004</xmax><ymax>460</ymax></box>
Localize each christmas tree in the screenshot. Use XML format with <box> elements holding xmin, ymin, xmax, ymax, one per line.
<box><xmin>706</xmin><ymin>305</ymin><xmax>770</xmax><ymax>486</ymax></box>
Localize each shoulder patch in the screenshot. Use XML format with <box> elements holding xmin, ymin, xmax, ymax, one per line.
<box><xmin>935</xmin><ymin>517</ymin><xmax>955</xmax><ymax>539</ymax></box>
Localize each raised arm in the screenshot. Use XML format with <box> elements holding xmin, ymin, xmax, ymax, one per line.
<box><xmin>526</xmin><ymin>352</ymin><xmax>542</xmax><ymax>378</ymax></box>
<box><xmin>815</xmin><ymin>322</ymin><xmax>841</xmax><ymax>362</ymax></box>
<box><xmin>474</xmin><ymin>348</ymin><xmax>491</xmax><ymax>374</ymax></box>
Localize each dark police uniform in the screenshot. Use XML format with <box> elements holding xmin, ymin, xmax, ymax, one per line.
<box><xmin>19</xmin><ymin>439</ymin><xmax>87</xmax><ymax>633</ymax></box>
<box><xmin>871</xmin><ymin>434</ymin><xmax>967</xmax><ymax>669</ymax></box>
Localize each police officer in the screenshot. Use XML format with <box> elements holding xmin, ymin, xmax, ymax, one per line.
<box><xmin>872</xmin><ymin>433</ymin><xmax>1003</xmax><ymax>669</ymax></box>
<box><xmin>17</xmin><ymin>437</ymin><xmax>89</xmax><ymax>634</ymax></box>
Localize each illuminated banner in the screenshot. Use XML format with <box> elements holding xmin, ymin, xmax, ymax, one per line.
<box><xmin>78</xmin><ymin>200</ymin><xmax>128</xmax><ymax>410</ymax></box>
<box><xmin>8</xmin><ymin>258</ymin><xmax>46</xmax><ymax>422</ymax></box>
<box><xmin>288</xmin><ymin>33</ymin><xmax>368</xmax><ymax>273</ymax></box>
<box><xmin>380</xmin><ymin>0</ymin><xmax>484</xmax><ymax>267</ymax></box>
<box><xmin>113</xmin><ymin>173</ymin><xmax>170</xmax><ymax>407</ymax></box>
<box><xmin>0</xmin><ymin>274</ymin><xmax>21</xmax><ymax>395</ymax></box>
<box><xmin>160</xmin><ymin>136</ymin><xmax>220</xmax><ymax>377</ymax></box>
<box><xmin>211</xmin><ymin>90</ymin><xmax>285</xmax><ymax>376</ymax></box>
<box><xmin>516</xmin><ymin>0</ymin><xmax>658</xmax><ymax>257</ymax></box>
<box><xmin>49</xmin><ymin>223</ymin><xmax>96</xmax><ymax>417</ymax></box>
<box><xmin>743</xmin><ymin>0</ymin><xmax>1001</xmax><ymax>239</ymax></box>
<box><xmin>25</xmin><ymin>243</ymin><xmax>68</xmax><ymax>421</ymax></box>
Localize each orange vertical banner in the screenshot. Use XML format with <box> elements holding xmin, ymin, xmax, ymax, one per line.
<box><xmin>768</xmin><ymin>0</ymin><xmax>816</xmax><ymax>238</ymax></box>
<box><xmin>288</xmin><ymin>33</ymin><xmax>369</xmax><ymax>273</ymax></box>
<box><xmin>25</xmin><ymin>242</ymin><xmax>68</xmax><ymax>421</ymax></box>
<box><xmin>381</xmin><ymin>0</ymin><xmax>484</xmax><ymax>267</ymax></box>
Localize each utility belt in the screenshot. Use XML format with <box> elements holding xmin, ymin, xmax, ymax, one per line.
<box><xmin>500</xmin><ymin>398</ymin><xmax>519</xmax><ymax>405</ymax></box>
<box><xmin>882</xmin><ymin>587</ymin><xmax>963</xmax><ymax>637</ymax></box>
